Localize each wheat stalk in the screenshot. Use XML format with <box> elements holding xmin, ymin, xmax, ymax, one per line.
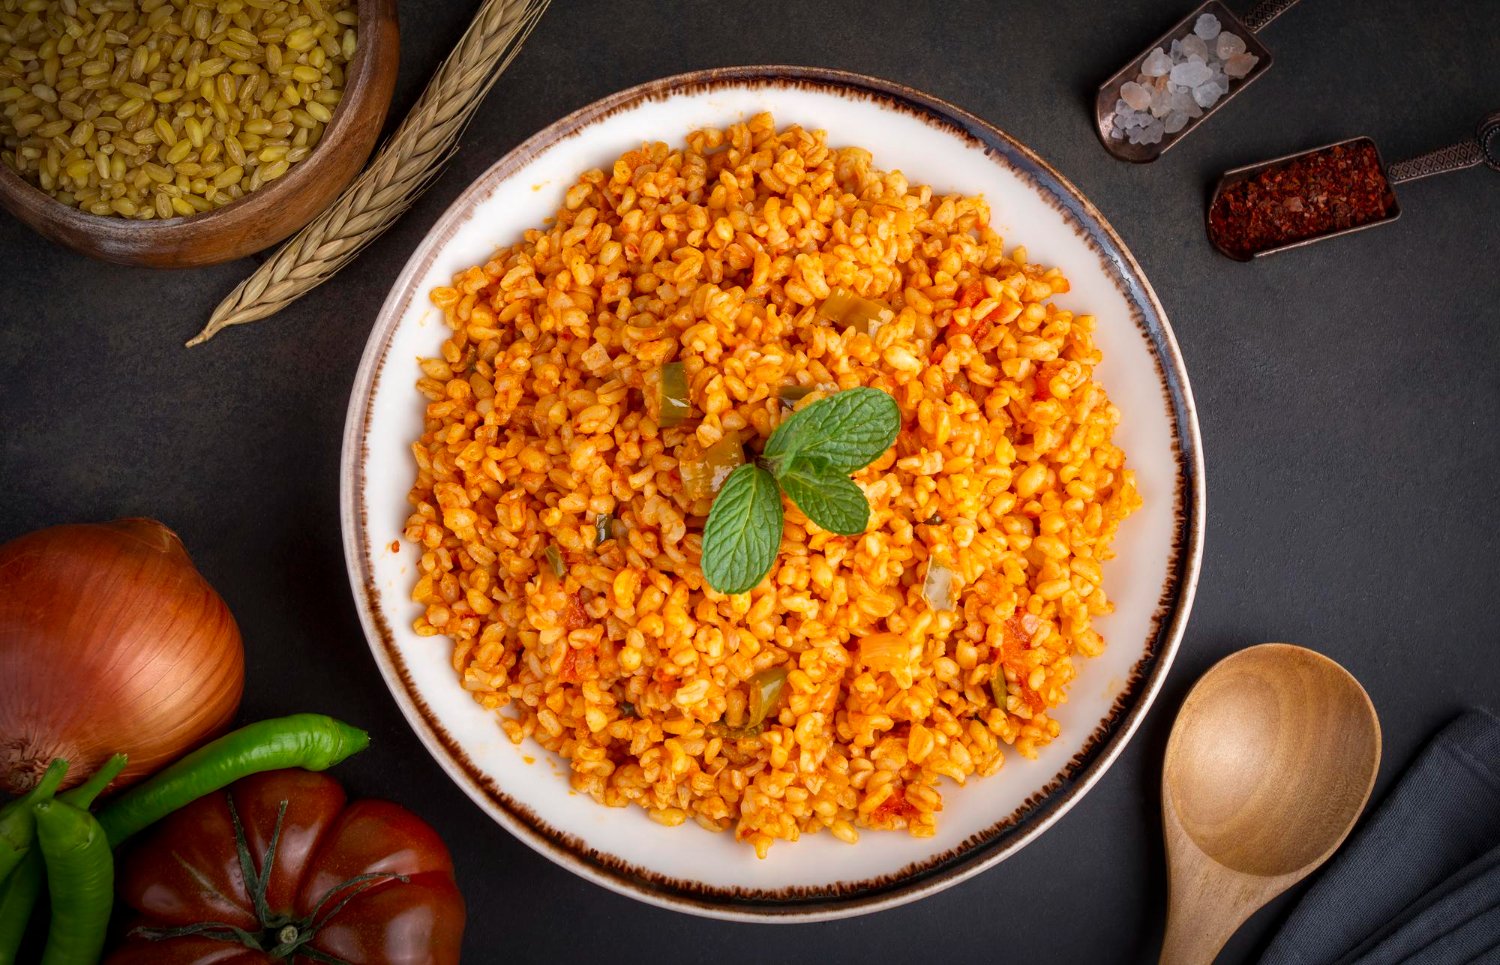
<box><xmin>188</xmin><ymin>0</ymin><xmax>551</xmax><ymax>347</ymax></box>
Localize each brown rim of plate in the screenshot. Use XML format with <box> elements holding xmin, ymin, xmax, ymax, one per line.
<box><xmin>340</xmin><ymin>65</ymin><xmax>1206</xmax><ymax>922</ymax></box>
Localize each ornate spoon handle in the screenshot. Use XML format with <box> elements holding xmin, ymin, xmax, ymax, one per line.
<box><xmin>1241</xmin><ymin>0</ymin><xmax>1303</xmax><ymax>33</ymax></box>
<box><xmin>1387</xmin><ymin>112</ymin><xmax>1500</xmax><ymax>186</ymax></box>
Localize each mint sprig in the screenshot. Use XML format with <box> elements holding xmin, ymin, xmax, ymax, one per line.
<box><xmin>701</xmin><ymin>463</ymin><xmax>783</xmax><ymax>595</ymax></box>
<box><xmin>775</xmin><ymin>459</ymin><xmax>869</xmax><ymax>535</ymax></box>
<box><xmin>761</xmin><ymin>387</ymin><xmax>901</xmax><ymax>473</ymax></box>
<box><xmin>700</xmin><ymin>388</ymin><xmax>900</xmax><ymax>594</ymax></box>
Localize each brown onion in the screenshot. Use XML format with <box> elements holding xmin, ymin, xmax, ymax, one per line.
<box><xmin>0</xmin><ymin>519</ymin><xmax>244</xmax><ymax>796</ymax></box>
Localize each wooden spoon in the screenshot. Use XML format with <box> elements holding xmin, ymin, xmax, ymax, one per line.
<box><xmin>1160</xmin><ymin>643</ymin><xmax>1381</xmax><ymax>965</ymax></box>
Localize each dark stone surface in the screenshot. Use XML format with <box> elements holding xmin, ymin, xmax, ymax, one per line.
<box><xmin>2</xmin><ymin>0</ymin><xmax>1497</xmax><ymax>961</ymax></box>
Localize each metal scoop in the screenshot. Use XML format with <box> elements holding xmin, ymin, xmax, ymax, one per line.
<box><xmin>1207</xmin><ymin>111</ymin><xmax>1500</xmax><ymax>260</ymax></box>
<box><xmin>1096</xmin><ymin>0</ymin><xmax>1302</xmax><ymax>163</ymax></box>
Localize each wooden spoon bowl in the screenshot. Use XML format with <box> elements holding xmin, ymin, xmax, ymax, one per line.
<box><xmin>1160</xmin><ymin>643</ymin><xmax>1381</xmax><ymax>964</ymax></box>
<box><xmin>0</xmin><ymin>0</ymin><xmax>398</xmax><ymax>269</ymax></box>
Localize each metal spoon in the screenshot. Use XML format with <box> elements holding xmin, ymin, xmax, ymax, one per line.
<box><xmin>1159</xmin><ymin>644</ymin><xmax>1381</xmax><ymax>965</ymax></box>
<box><xmin>1096</xmin><ymin>0</ymin><xmax>1302</xmax><ymax>163</ymax></box>
<box><xmin>1207</xmin><ymin>111</ymin><xmax>1500</xmax><ymax>260</ymax></box>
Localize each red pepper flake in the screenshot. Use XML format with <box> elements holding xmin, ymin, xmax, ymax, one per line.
<box><xmin>557</xmin><ymin>643</ymin><xmax>596</xmax><ymax>683</ymax></box>
<box><xmin>1033</xmin><ymin>360</ymin><xmax>1064</xmax><ymax>400</ymax></box>
<box><xmin>995</xmin><ymin>614</ymin><xmax>1046</xmax><ymax>711</ymax></box>
<box><xmin>564</xmin><ymin>592</ymin><xmax>589</xmax><ymax>631</ymax></box>
<box><xmin>956</xmin><ymin>278</ymin><xmax>984</xmax><ymax>310</ymax></box>
<box><xmin>869</xmin><ymin>787</ymin><xmax>919</xmax><ymax>824</ymax></box>
<box><xmin>1208</xmin><ymin>140</ymin><xmax>1397</xmax><ymax>259</ymax></box>
<box><xmin>1000</xmin><ymin>612</ymin><xmax>1040</xmax><ymax>663</ymax></box>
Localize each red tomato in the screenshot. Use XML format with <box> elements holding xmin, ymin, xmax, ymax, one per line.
<box><xmin>107</xmin><ymin>770</ymin><xmax>464</xmax><ymax>965</ymax></box>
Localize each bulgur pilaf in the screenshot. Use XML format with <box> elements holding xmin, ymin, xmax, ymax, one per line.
<box><xmin>405</xmin><ymin>114</ymin><xmax>1140</xmax><ymax>856</ymax></box>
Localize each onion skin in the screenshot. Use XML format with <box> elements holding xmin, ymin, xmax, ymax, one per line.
<box><xmin>0</xmin><ymin>519</ymin><xmax>244</xmax><ymax>796</ymax></box>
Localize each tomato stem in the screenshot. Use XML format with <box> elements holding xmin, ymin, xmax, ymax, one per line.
<box><xmin>132</xmin><ymin>792</ymin><xmax>410</xmax><ymax>963</ymax></box>
<box><xmin>227</xmin><ymin>794</ymin><xmax>283</xmax><ymax>927</ymax></box>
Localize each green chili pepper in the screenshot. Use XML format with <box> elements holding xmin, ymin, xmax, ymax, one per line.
<box><xmin>818</xmin><ymin>287</ymin><xmax>893</xmax><ymax>335</ymax></box>
<box><xmin>0</xmin><ymin>755</ymin><xmax>125</xmax><ymax>965</ymax></box>
<box><xmin>97</xmin><ymin>714</ymin><xmax>368</xmax><ymax>847</ymax></box>
<box><xmin>777</xmin><ymin>383</ymin><xmax>816</xmax><ymax>410</ymax></box>
<box><xmin>595</xmin><ymin>513</ymin><xmax>613</xmax><ymax>547</ymax></box>
<box><xmin>658</xmin><ymin>361</ymin><xmax>690</xmax><ymax>427</ymax></box>
<box><xmin>0</xmin><ymin>759</ymin><xmax>67</xmax><ymax>885</ymax></box>
<box><xmin>0</xmin><ymin>850</ymin><xmax>42</xmax><ymax>965</ymax></box>
<box><xmin>58</xmin><ymin>755</ymin><xmax>126</xmax><ymax>812</ymax></box>
<box><xmin>33</xmin><ymin>800</ymin><xmax>111</xmax><ymax>965</ymax></box>
<box><xmin>543</xmin><ymin>544</ymin><xmax>566</xmax><ymax>579</ymax></box>
<box><xmin>746</xmin><ymin>666</ymin><xmax>789</xmax><ymax>730</ymax></box>
<box><xmin>990</xmin><ymin>668</ymin><xmax>1010</xmax><ymax>712</ymax></box>
<box><xmin>709</xmin><ymin>720</ymin><xmax>765</xmax><ymax>740</ymax></box>
<box><xmin>679</xmin><ymin>433</ymin><xmax>746</xmax><ymax>504</ymax></box>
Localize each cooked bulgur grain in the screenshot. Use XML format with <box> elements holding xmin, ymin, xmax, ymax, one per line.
<box><xmin>406</xmin><ymin>115</ymin><xmax>1140</xmax><ymax>855</ymax></box>
<box><xmin>0</xmin><ymin>0</ymin><xmax>355</xmax><ymax>218</ymax></box>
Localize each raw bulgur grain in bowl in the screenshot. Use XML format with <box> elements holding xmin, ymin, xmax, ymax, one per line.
<box><xmin>404</xmin><ymin>113</ymin><xmax>1141</xmax><ymax>857</ymax></box>
<box><xmin>0</xmin><ymin>0</ymin><xmax>357</xmax><ymax>219</ymax></box>
<box><xmin>345</xmin><ymin>67</ymin><xmax>1201</xmax><ymax>918</ymax></box>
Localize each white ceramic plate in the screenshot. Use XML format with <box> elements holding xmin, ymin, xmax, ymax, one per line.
<box><xmin>342</xmin><ymin>67</ymin><xmax>1204</xmax><ymax>921</ymax></box>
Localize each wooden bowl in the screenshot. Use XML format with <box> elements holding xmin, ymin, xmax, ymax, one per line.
<box><xmin>0</xmin><ymin>0</ymin><xmax>399</xmax><ymax>269</ymax></box>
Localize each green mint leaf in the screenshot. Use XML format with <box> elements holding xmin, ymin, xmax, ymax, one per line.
<box><xmin>762</xmin><ymin>387</ymin><xmax>900</xmax><ymax>474</ymax></box>
<box><xmin>701</xmin><ymin>463</ymin><xmax>783</xmax><ymax>594</ymax></box>
<box><xmin>777</xmin><ymin>459</ymin><xmax>870</xmax><ymax>535</ymax></box>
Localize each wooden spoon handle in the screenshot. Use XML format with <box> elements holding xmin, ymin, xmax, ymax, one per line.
<box><xmin>1158</xmin><ymin>877</ymin><xmax>1258</xmax><ymax>965</ymax></box>
<box><xmin>1158</xmin><ymin>788</ymin><xmax>1288</xmax><ymax>965</ymax></box>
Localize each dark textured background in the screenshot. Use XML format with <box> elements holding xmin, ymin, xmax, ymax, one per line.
<box><xmin>3</xmin><ymin>0</ymin><xmax>1498</xmax><ymax>961</ymax></box>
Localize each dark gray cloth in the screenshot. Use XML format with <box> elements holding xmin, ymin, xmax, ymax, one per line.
<box><xmin>1261</xmin><ymin>709</ymin><xmax>1500</xmax><ymax>965</ymax></box>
